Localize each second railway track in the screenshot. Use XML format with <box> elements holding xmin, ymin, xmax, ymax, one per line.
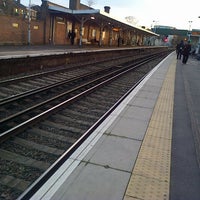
<box><xmin>0</xmin><ymin>50</ymin><xmax>171</xmax><ymax>200</ymax></box>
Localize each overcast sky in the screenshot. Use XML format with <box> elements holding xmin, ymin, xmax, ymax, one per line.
<box><xmin>21</xmin><ymin>0</ymin><xmax>200</xmax><ymax>30</ymax></box>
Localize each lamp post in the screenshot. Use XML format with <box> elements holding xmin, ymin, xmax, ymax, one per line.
<box><xmin>197</xmin><ymin>17</ymin><xmax>200</xmax><ymax>54</ymax></box>
<box><xmin>153</xmin><ymin>20</ymin><xmax>159</xmax><ymax>33</ymax></box>
<box><xmin>188</xmin><ymin>20</ymin><xmax>192</xmax><ymax>41</ymax></box>
<box><xmin>28</xmin><ymin>0</ymin><xmax>31</xmax><ymax>45</ymax></box>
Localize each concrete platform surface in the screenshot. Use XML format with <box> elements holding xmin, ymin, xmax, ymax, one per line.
<box><xmin>24</xmin><ymin>52</ymin><xmax>200</xmax><ymax>200</ymax></box>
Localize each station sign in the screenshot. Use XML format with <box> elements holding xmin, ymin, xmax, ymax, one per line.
<box><xmin>191</xmin><ymin>31</ymin><xmax>200</xmax><ymax>36</ymax></box>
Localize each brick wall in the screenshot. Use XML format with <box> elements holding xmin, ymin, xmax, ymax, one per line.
<box><xmin>0</xmin><ymin>15</ymin><xmax>44</xmax><ymax>45</ymax></box>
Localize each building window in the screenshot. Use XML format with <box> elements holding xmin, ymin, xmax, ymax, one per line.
<box><xmin>67</xmin><ymin>21</ymin><xmax>72</xmax><ymax>33</ymax></box>
<box><xmin>31</xmin><ymin>10</ymin><xmax>37</xmax><ymax>20</ymax></box>
<box><xmin>102</xmin><ymin>31</ymin><xmax>105</xmax><ymax>39</ymax></box>
<box><xmin>92</xmin><ymin>29</ymin><xmax>96</xmax><ymax>38</ymax></box>
<box><xmin>82</xmin><ymin>27</ymin><xmax>85</xmax><ymax>36</ymax></box>
<box><xmin>12</xmin><ymin>23</ymin><xmax>19</xmax><ymax>28</ymax></box>
<box><xmin>14</xmin><ymin>8</ymin><xmax>19</xmax><ymax>15</ymax></box>
<box><xmin>56</xmin><ymin>17</ymin><xmax>64</xmax><ymax>21</ymax></box>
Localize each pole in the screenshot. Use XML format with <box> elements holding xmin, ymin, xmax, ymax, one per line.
<box><xmin>153</xmin><ymin>20</ymin><xmax>159</xmax><ymax>33</ymax></box>
<box><xmin>79</xmin><ymin>17</ymin><xmax>84</xmax><ymax>46</ymax></box>
<box><xmin>188</xmin><ymin>20</ymin><xmax>192</xmax><ymax>41</ymax></box>
<box><xmin>28</xmin><ymin>0</ymin><xmax>31</xmax><ymax>45</ymax></box>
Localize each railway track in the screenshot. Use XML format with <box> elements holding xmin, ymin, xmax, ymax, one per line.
<box><xmin>0</xmin><ymin>50</ymin><xmax>170</xmax><ymax>200</ymax></box>
<box><xmin>0</xmin><ymin>53</ymin><xmax>158</xmax><ymax>134</ymax></box>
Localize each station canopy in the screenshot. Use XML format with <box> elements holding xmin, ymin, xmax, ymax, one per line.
<box><xmin>47</xmin><ymin>3</ymin><xmax>157</xmax><ymax>37</ymax></box>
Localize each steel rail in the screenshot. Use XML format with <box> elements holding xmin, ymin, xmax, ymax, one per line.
<box><xmin>17</xmin><ymin>59</ymin><xmax>150</xmax><ymax>200</ymax></box>
<box><xmin>0</xmin><ymin>53</ymin><xmax>135</xmax><ymax>85</ymax></box>
<box><xmin>0</xmin><ymin>66</ymin><xmax>115</xmax><ymax>105</ymax></box>
<box><xmin>0</xmin><ymin>55</ymin><xmax>157</xmax><ymax>142</ymax></box>
<box><xmin>0</xmin><ymin>54</ymin><xmax>159</xmax><ymax>127</ymax></box>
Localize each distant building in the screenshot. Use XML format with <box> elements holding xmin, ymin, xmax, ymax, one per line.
<box><xmin>151</xmin><ymin>25</ymin><xmax>200</xmax><ymax>49</ymax></box>
<box><xmin>0</xmin><ymin>0</ymin><xmax>27</xmax><ymax>16</ymax></box>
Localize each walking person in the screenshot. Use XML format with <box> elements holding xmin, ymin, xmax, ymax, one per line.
<box><xmin>182</xmin><ymin>41</ymin><xmax>191</xmax><ymax>64</ymax></box>
<box><xmin>176</xmin><ymin>40</ymin><xmax>184</xmax><ymax>59</ymax></box>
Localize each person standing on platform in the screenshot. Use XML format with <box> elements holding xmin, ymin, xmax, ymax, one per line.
<box><xmin>176</xmin><ymin>40</ymin><xmax>184</xmax><ymax>59</ymax></box>
<box><xmin>182</xmin><ymin>41</ymin><xmax>191</xmax><ymax>64</ymax></box>
<box><xmin>70</xmin><ymin>30</ymin><xmax>76</xmax><ymax>45</ymax></box>
<box><xmin>68</xmin><ymin>30</ymin><xmax>76</xmax><ymax>45</ymax></box>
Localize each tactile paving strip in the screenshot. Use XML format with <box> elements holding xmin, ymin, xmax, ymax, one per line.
<box><xmin>124</xmin><ymin>58</ymin><xmax>176</xmax><ymax>200</ymax></box>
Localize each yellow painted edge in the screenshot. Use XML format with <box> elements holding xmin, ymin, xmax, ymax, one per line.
<box><xmin>124</xmin><ymin>58</ymin><xmax>177</xmax><ymax>200</ymax></box>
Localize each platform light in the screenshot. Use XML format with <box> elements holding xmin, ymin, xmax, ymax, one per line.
<box><xmin>113</xmin><ymin>27</ymin><xmax>120</xmax><ymax>31</ymax></box>
<box><xmin>90</xmin><ymin>16</ymin><xmax>95</xmax><ymax>20</ymax></box>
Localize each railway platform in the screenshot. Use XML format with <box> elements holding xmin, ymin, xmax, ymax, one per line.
<box><xmin>17</xmin><ymin>51</ymin><xmax>199</xmax><ymax>200</ymax></box>
<box><xmin>0</xmin><ymin>45</ymin><xmax>96</xmax><ymax>59</ymax></box>
<box><xmin>1</xmin><ymin>46</ymin><xmax>200</xmax><ymax>200</ymax></box>
<box><xmin>0</xmin><ymin>44</ymin><xmax>158</xmax><ymax>59</ymax></box>
<box><xmin>0</xmin><ymin>44</ymin><xmax>129</xmax><ymax>59</ymax></box>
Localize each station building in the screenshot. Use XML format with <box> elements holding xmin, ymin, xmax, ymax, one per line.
<box><xmin>2</xmin><ymin>0</ymin><xmax>200</xmax><ymax>49</ymax></box>
<box><xmin>0</xmin><ymin>0</ymin><xmax>157</xmax><ymax>46</ymax></box>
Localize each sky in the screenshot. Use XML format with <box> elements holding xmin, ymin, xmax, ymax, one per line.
<box><xmin>21</xmin><ymin>0</ymin><xmax>200</xmax><ymax>30</ymax></box>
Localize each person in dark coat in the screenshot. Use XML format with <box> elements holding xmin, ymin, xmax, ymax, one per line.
<box><xmin>176</xmin><ymin>40</ymin><xmax>184</xmax><ymax>59</ymax></box>
<box><xmin>68</xmin><ymin>30</ymin><xmax>76</xmax><ymax>45</ymax></box>
<box><xmin>70</xmin><ymin>31</ymin><xmax>76</xmax><ymax>45</ymax></box>
<box><xmin>182</xmin><ymin>41</ymin><xmax>191</xmax><ymax>64</ymax></box>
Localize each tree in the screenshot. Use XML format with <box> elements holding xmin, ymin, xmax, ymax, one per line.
<box><xmin>125</xmin><ymin>16</ymin><xmax>139</xmax><ymax>26</ymax></box>
<box><xmin>83</xmin><ymin>0</ymin><xmax>96</xmax><ymax>7</ymax></box>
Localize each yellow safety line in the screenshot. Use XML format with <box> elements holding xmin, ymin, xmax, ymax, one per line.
<box><xmin>124</xmin><ymin>58</ymin><xmax>176</xmax><ymax>200</ymax></box>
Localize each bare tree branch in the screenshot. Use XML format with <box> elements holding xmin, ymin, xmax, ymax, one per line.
<box><xmin>125</xmin><ymin>16</ymin><xmax>139</xmax><ymax>26</ymax></box>
<box><xmin>82</xmin><ymin>0</ymin><xmax>96</xmax><ymax>7</ymax></box>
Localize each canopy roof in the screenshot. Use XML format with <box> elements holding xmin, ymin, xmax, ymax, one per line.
<box><xmin>48</xmin><ymin>4</ymin><xmax>158</xmax><ymax>36</ymax></box>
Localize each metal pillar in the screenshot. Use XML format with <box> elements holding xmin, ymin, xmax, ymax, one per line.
<box><xmin>99</xmin><ymin>22</ymin><xmax>103</xmax><ymax>47</ymax></box>
<box><xmin>28</xmin><ymin>0</ymin><xmax>31</xmax><ymax>45</ymax></box>
<box><xmin>79</xmin><ymin>17</ymin><xmax>84</xmax><ymax>46</ymax></box>
<box><xmin>188</xmin><ymin>20</ymin><xmax>192</xmax><ymax>41</ymax></box>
